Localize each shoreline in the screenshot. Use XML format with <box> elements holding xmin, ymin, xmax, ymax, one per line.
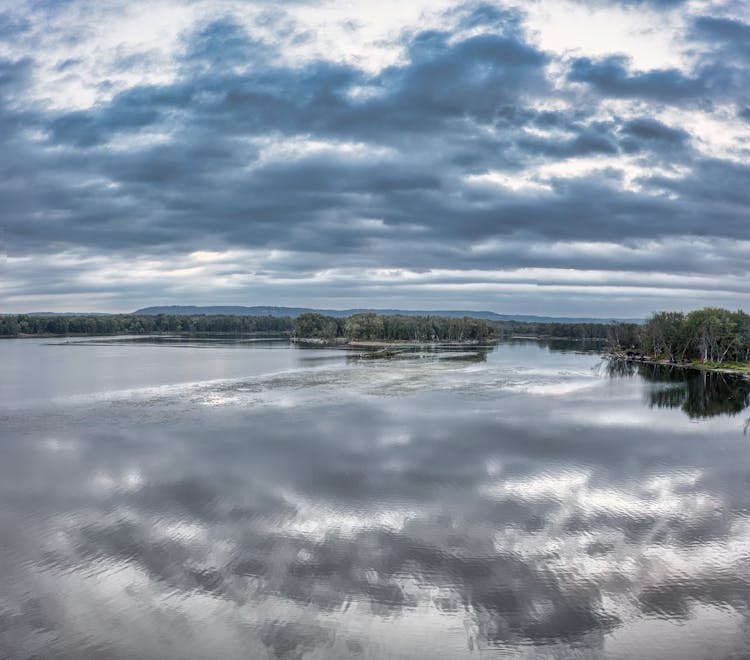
<box><xmin>608</xmin><ymin>353</ymin><xmax>750</xmax><ymax>378</ymax></box>
<box><xmin>291</xmin><ymin>337</ymin><xmax>497</xmax><ymax>348</ymax></box>
<box><xmin>0</xmin><ymin>331</ymin><xmax>293</xmax><ymax>340</ymax></box>
<box><xmin>2</xmin><ymin>333</ymin><xmax>606</xmax><ymax>345</ymax></box>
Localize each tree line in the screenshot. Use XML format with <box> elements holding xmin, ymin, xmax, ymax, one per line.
<box><xmin>0</xmin><ymin>314</ymin><xmax>295</xmax><ymax>337</ymax></box>
<box><xmin>0</xmin><ymin>311</ymin><xmax>614</xmax><ymax>342</ymax></box>
<box><xmin>291</xmin><ymin>313</ymin><xmax>613</xmax><ymax>342</ymax></box>
<box><xmin>490</xmin><ymin>320</ymin><xmax>611</xmax><ymax>340</ymax></box>
<box><xmin>608</xmin><ymin>307</ymin><xmax>750</xmax><ymax>365</ymax></box>
<box><xmin>292</xmin><ymin>312</ymin><xmax>495</xmax><ymax>342</ymax></box>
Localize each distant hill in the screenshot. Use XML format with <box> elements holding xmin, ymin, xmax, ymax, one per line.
<box><xmin>132</xmin><ymin>305</ymin><xmax>641</xmax><ymax>324</ymax></box>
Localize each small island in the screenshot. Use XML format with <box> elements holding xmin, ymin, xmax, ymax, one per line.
<box><xmin>289</xmin><ymin>312</ymin><xmax>496</xmax><ymax>346</ymax></box>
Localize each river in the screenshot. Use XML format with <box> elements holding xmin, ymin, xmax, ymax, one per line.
<box><xmin>1</xmin><ymin>337</ymin><xmax>748</xmax><ymax>659</ymax></box>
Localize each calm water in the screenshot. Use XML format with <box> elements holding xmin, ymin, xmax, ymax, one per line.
<box><xmin>1</xmin><ymin>337</ymin><xmax>749</xmax><ymax>659</ymax></box>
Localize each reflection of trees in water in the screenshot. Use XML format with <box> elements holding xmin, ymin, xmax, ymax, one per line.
<box><xmin>602</xmin><ymin>359</ymin><xmax>750</xmax><ymax>419</ymax></box>
<box><xmin>598</xmin><ymin>359</ymin><xmax>638</xmax><ymax>379</ymax></box>
<box><xmin>642</xmin><ymin>364</ymin><xmax>750</xmax><ymax>419</ymax></box>
<box><xmin>649</xmin><ymin>383</ymin><xmax>689</xmax><ymax>410</ymax></box>
<box><xmin>685</xmin><ymin>374</ymin><xmax>750</xmax><ymax>418</ymax></box>
<box><xmin>539</xmin><ymin>338</ymin><xmax>607</xmax><ymax>353</ymax></box>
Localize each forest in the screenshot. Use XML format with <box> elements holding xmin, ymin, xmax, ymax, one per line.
<box><xmin>291</xmin><ymin>312</ymin><xmax>495</xmax><ymax>342</ymax></box>
<box><xmin>5</xmin><ymin>310</ymin><xmax>747</xmax><ymax>365</ymax></box>
<box><xmin>292</xmin><ymin>312</ymin><xmax>614</xmax><ymax>342</ymax></box>
<box><xmin>608</xmin><ymin>307</ymin><xmax>750</xmax><ymax>366</ymax></box>
<box><xmin>0</xmin><ymin>314</ymin><xmax>295</xmax><ymax>336</ymax></box>
<box><xmin>0</xmin><ymin>311</ymin><xmax>610</xmax><ymax>342</ymax></box>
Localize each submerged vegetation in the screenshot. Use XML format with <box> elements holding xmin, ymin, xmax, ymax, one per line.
<box><xmin>608</xmin><ymin>307</ymin><xmax>750</xmax><ymax>368</ymax></box>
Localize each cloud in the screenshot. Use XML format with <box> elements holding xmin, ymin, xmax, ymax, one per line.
<box><xmin>691</xmin><ymin>15</ymin><xmax>750</xmax><ymax>58</ymax></box>
<box><xmin>0</xmin><ymin>0</ymin><xmax>749</xmax><ymax>313</ymax></box>
<box><xmin>581</xmin><ymin>0</ymin><xmax>687</xmax><ymax>5</ymax></box>
<box><xmin>621</xmin><ymin>118</ymin><xmax>688</xmax><ymax>144</ymax></box>
<box><xmin>567</xmin><ymin>56</ymin><xmax>707</xmax><ymax>103</ymax></box>
<box><xmin>0</xmin><ymin>57</ymin><xmax>33</xmax><ymax>97</ymax></box>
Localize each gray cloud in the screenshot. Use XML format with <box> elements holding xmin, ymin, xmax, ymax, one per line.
<box><xmin>691</xmin><ymin>15</ymin><xmax>750</xmax><ymax>57</ymax></box>
<box><xmin>567</xmin><ymin>56</ymin><xmax>708</xmax><ymax>103</ymax></box>
<box><xmin>0</xmin><ymin>1</ymin><xmax>749</xmax><ymax>313</ymax></box>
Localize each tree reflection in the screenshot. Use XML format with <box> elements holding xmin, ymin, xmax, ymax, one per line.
<box><xmin>536</xmin><ymin>338</ymin><xmax>607</xmax><ymax>353</ymax></box>
<box><xmin>602</xmin><ymin>359</ymin><xmax>750</xmax><ymax>419</ymax></box>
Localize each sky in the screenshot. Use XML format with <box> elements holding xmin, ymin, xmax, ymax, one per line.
<box><xmin>0</xmin><ymin>0</ymin><xmax>749</xmax><ymax>316</ymax></box>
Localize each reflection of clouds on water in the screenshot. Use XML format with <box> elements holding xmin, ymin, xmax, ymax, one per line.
<box><xmin>1</xmin><ymin>344</ymin><xmax>750</xmax><ymax>658</ymax></box>
<box><xmin>484</xmin><ymin>467</ymin><xmax>750</xmax><ymax>615</ymax></box>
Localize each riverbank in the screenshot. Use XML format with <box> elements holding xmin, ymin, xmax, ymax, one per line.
<box><xmin>609</xmin><ymin>352</ymin><xmax>750</xmax><ymax>378</ymax></box>
<box><xmin>1</xmin><ymin>331</ymin><xmax>293</xmax><ymax>340</ymax></box>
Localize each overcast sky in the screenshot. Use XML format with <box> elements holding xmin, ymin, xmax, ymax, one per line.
<box><xmin>0</xmin><ymin>0</ymin><xmax>749</xmax><ymax>315</ymax></box>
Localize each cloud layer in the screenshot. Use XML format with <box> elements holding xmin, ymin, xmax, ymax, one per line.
<box><xmin>1</xmin><ymin>0</ymin><xmax>749</xmax><ymax>314</ymax></box>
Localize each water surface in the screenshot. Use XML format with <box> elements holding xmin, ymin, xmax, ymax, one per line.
<box><xmin>1</xmin><ymin>337</ymin><xmax>749</xmax><ymax>659</ymax></box>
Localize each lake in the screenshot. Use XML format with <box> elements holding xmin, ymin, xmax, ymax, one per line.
<box><xmin>1</xmin><ymin>337</ymin><xmax>749</xmax><ymax>659</ymax></box>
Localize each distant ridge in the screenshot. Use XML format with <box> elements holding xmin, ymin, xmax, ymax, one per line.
<box><xmin>132</xmin><ymin>305</ymin><xmax>641</xmax><ymax>324</ymax></box>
